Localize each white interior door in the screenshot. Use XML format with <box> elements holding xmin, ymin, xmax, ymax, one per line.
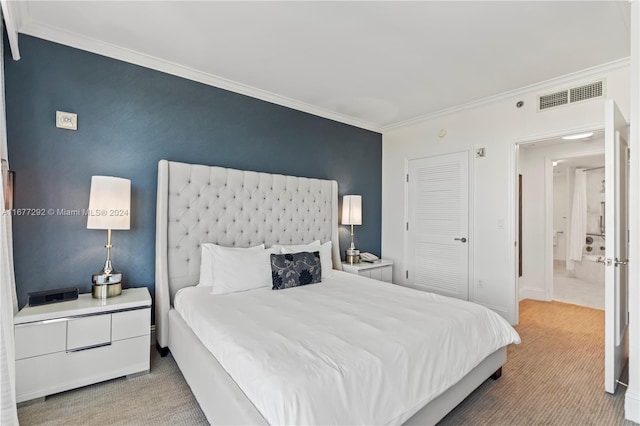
<box><xmin>407</xmin><ymin>151</ymin><xmax>469</xmax><ymax>300</ymax></box>
<box><xmin>604</xmin><ymin>99</ymin><xmax>629</xmax><ymax>394</ymax></box>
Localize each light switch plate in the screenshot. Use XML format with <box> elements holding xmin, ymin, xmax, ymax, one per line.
<box><xmin>56</xmin><ymin>111</ymin><xmax>77</xmax><ymax>130</ymax></box>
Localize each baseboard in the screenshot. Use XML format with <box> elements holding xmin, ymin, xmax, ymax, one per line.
<box><xmin>625</xmin><ymin>390</ymin><xmax>640</xmax><ymax>423</ymax></box>
<box><xmin>519</xmin><ymin>287</ymin><xmax>547</xmax><ymax>301</ymax></box>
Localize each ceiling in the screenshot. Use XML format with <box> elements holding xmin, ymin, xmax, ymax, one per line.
<box><xmin>554</xmin><ymin>154</ymin><xmax>605</xmax><ymax>174</ymax></box>
<box><xmin>519</xmin><ymin>130</ymin><xmax>605</xmax><ymax>174</ymax></box>
<box><xmin>8</xmin><ymin>1</ymin><xmax>631</xmax><ymax>132</ymax></box>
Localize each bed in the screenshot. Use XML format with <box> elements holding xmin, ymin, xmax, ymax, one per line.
<box><xmin>155</xmin><ymin>160</ymin><xmax>520</xmax><ymax>425</ymax></box>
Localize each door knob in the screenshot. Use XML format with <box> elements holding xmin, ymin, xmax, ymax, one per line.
<box><xmin>454</xmin><ymin>237</ymin><xmax>467</xmax><ymax>243</ymax></box>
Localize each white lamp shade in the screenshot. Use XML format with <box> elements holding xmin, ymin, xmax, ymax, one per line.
<box><xmin>342</xmin><ymin>195</ymin><xmax>362</xmax><ymax>225</ymax></box>
<box><xmin>87</xmin><ymin>176</ymin><xmax>131</xmax><ymax>230</ymax></box>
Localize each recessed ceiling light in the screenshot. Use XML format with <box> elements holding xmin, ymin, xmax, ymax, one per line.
<box><xmin>552</xmin><ymin>161</ymin><xmax>558</xmax><ymax>166</ymax></box>
<box><xmin>562</xmin><ymin>132</ymin><xmax>594</xmax><ymax>140</ymax></box>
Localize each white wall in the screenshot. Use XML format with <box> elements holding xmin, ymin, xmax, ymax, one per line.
<box><xmin>517</xmin><ymin>139</ymin><xmax>604</xmax><ymax>301</ymax></box>
<box><xmin>625</xmin><ymin>2</ymin><xmax>639</xmax><ymax>423</ymax></box>
<box><xmin>382</xmin><ymin>65</ymin><xmax>630</xmax><ymax>324</ymax></box>
<box><xmin>553</xmin><ymin>172</ymin><xmax>568</xmax><ymax>261</ymax></box>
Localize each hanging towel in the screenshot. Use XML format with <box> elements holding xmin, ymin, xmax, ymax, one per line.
<box><xmin>567</xmin><ymin>169</ymin><xmax>587</xmax><ymax>263</ymax></box>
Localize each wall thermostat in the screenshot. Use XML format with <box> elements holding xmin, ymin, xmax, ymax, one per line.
<box><xmin>56</xmin><ymin>111</ymin><xmax>78</xmax><ymax>130</ymax></box>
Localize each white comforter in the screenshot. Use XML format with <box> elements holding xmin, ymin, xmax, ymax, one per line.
<box><xmin>175</xmin><ymin>271</ymin><xmax>520</xmax><ymax>425</ymax></box>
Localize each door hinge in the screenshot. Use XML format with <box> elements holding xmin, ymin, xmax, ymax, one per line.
<box><xmin>406</xmin><ymin>222</ymin><xmax>409</xmax><ymax>231</ymax></box>
<box><xmin>406</xmin><ymin>270</ymin><xmax>409</xmax><ymax>279</ymax></box>
<box><xmin>406</xmin><ymin>174</ymin><xmax>409</xmax><ymax>182</ymax></box>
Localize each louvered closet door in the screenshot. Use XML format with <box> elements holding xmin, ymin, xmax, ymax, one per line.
<box><xmin>407</xmin><ymin>151</ymin><xmax>469</xmax><ymax>300</ymax></box>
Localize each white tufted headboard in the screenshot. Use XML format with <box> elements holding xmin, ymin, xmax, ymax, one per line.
<box><xmin>155</xmin><ymin>160</ymin><xmax>342</xmax><ymax>348</ymax></box>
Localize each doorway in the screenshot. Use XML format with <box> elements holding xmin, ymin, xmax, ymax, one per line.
<box><xmin>514</xmin><ymin>100</ymin><xmax>630</xmax><ymax>395</ymax></box>
<box><xmin>516</xmin><ymin>131</ymin><xmax>605</xmax><ymax>303</ymax></box>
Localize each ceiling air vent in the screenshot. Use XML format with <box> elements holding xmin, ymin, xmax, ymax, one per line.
<box><xmin>570</xmin><ymin>80</ymin><xmax>603</xmax><ymax>103</ymax></box>
<box><xmin>539</xmin><ymin>90</ymin><xmax>568</xmax><ymax>110</ymax></box>
<box><xmin>538</xmin><ymin>79</ymin><xmax>605</xmax><ymax>112</ymax></box>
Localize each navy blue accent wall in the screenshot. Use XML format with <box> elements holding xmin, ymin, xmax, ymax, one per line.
<box><xmin>5</xmin><ymin>35</ymin><xmax>382</xmax><ymax>312</ymax></box>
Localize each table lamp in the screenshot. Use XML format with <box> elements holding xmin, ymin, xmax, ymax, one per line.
<box><xmin>87</xmin><ymin>176</ymin><xmax>130</xmax><ymax>298</ymax></box>
<box><xmin>342</xmin><ymin>195</ymin><xmax>362</xmax><ymax>264</ymax></box>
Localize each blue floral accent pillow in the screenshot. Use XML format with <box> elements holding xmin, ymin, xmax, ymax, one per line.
<box><xmin>270</xmin><ymin>251</ymin><xmax>322</xmax><ymax>290</ymax></box>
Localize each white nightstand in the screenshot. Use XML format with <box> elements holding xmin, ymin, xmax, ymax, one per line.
<box><xmin>14</xmin><ymin>287</ymin><xmax>151</xmax><ymax>403</ymax></box>
<box><xmin>341</xmin><ymin>259</ymin><xmax>393</xmax><ymax>283</ymax></box>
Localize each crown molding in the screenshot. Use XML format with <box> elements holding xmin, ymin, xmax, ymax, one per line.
<box><xmin>17</xmin><ymin>14</ymin><xmax>630</xmax><ymax>135</ymax></box>
<box><xmin>1</xmin><ymin>0</ymin><xmax>28</xmax><ymax>60</ymax></box>
<box><xmin>18</xmin><ymin>20</ymin><xmax>383</xmax><ymax>133</ymax></box>
<box><xmin>383</xmin><ymin>57</ymin><xmax>631</xmax><ymax>132</ymax></box>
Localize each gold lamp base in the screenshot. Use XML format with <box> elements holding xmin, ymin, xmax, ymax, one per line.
<box><xmin>345</xmin><ymin>248</ymin><xmax>360</xmax><ymax>265</ymax></box>
<box><xmin>92</xmin><ymin>282</ymin><xmax>122</xmax><ymax>299</ymax></box>
<box><xmin>91</xmin><ymin>266</ymin><xmax>123</xmax><ymax>299</ymax></box>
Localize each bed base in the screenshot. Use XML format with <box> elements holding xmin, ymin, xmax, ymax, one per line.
<box><xmin>156</xmin><ymin>343</ymin><xmax>169</xmax><ymax>357</ymax></box>
<box><xmin>166</xmin><ymin>308</ymin><xmax>506</xmax><ymax>426</ymax></box>
<box><xmin>491</xmin><ymin>367</ymin><xmax>502</xmax><ymax>380</ymax></box>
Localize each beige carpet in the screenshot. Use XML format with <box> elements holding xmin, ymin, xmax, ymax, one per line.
<box><xmin>18</xmin><ymin>300</ymin><xmax>634</xmax><ymax>425</ymax></box>
<box><xmin>439</xmin><ymin>300</ymin><xmax>632</xmax><ymax>425</ymax></box>
<box><xmin>17</xmin><ymin>349</ymin><xmax>208</xmax><ymax>425</ymax></box>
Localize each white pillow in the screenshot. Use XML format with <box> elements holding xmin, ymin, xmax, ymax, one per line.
<box><xmin>198</xmin><ymin>243</ymin><xmax>264</xmax><ymax>288</ymax></box>
<box><xmin>281</xmin><ymin>241</ymin><xmax>333</xmax><ymax>279</ymax></box>
<box><xmin>271</xmin><ymin>240</ymin><xmax>320</xmax><ymax>252</ymax></box>
<box><xmin>211</xmin><ymin>247</ymin><xmax>277</xmax><ymax>295</ymax></box>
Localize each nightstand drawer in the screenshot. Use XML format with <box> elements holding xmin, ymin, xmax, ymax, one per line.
<box><xmin>369</xmin><ymin>268</ymin><xmax>382</xmax><ymax>280</ymax></box>
<box><xmin>381</xmin><ymin>266</ymin><xmax>392</xmax><ymax>282</ymax></box>
<box><xmin>67</xmin><ymin>315</ymin><xmax>111</xmax><ymax>351</ymax></box>
<box><xmin>15</xmin><ymin>321</ymin><xmax>67</xmax><ymax>360</ymax></box>
<box><xmin>112</xmin><ymin>308</ymin><xmax>150</xmax><ymax>341</ymax></box>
